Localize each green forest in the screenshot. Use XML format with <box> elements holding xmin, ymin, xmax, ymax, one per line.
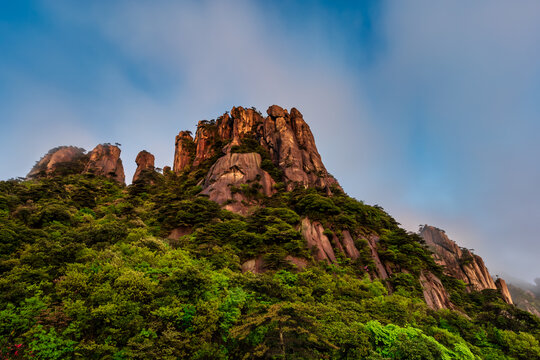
<box><xmin>1</xmin><ymin>169</ymin><xmax>539</xmax><ymax>359</ymax></box>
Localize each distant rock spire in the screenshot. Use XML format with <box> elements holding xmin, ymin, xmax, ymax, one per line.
<box><xmin>133</xmin><ymin>150</ymin><xmax>155</xmax><ymax>183</ymax></box>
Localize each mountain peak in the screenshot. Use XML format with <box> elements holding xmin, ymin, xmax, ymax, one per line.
<box><xmin>173</xmin><ymin>105</ymin><xmax>340</xmax><ymax>213</ymax></box>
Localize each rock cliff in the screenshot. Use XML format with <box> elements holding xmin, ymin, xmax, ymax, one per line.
<box><xmin>133</xmin><ymin>150</ymin><xmax>155</xmax><ymax>183</ymax></box>
<box><xmin>420</xmin><ymin>225</ymin><xmax>512</xmax><ymax>304</ymax></box>
<box><xmin>173</xmin><ymin>131</ymin><xmax>194</xmax><ymax>173</ymax></box>
<box><xmin>172</xmin><ymin>105</ymin><xmax>339</xmax><ymax>212</ymax></box>
<box><xmin>85</xmin><ymin>144</ymin><xmax>125</xmax><ymax>184</ymax></box>
<box><xmin>201</xmin><ymin>152</ymin><xmax>275</xmax><ymax>214</ymax></box>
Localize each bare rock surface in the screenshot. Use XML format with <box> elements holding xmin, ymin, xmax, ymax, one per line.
<box><xmin>419</xmin><ymin>271</ymin><xmax>454</xmax><ymax>310</ymax></box>
<box><xmin>133</xmin><ymin>150</ymin><xmax>155</xmax><ymax>183</ymax></box>
<box><xmin>340</xmin><ymin>230</ymin><xmax>360</xmax><ymax>259</ymax></box>
<box><xmin>365</xmin><ymin>235</ymin><xmax>390</xmax><ymax>280</ymax></box>
<box><xmin>201</xmin><ymin>152</ymin><xmax>275</xmax><ymax>214</ymax></box>
<box><xmin>242</xmin><ymin>257</ymin><xmax>267</xmax><ymax>274</ymax></box>
<box><xmin>420</xmin><ymin>225</ymin><xmax>496</xmax><ymax>291</ymax></box>
<box><xmin>27</xmin><ymin>146</ymin><xmax>86</xmax><ymax>178</ymax></box>
<box><xmin>173</xmin><ymin>131</ymin><xmax>194</xmax><ymax>173</ymax></box>
<box><xmin>495</xmin><ymin>278</ymin><xmax>514</xmax><ymax>304</ymax></box>
<box><xmin>242</xmin><ymin>256</ymin><xmax>308</xmax><ymax>274</ymax></box>
<box><xmin>301</xmin><ymin>218</ymin><xmax>336</xmax><ymax>263</ymax></box>
<box><xmin>85</xmin><ymin>144</ymin><xmax>125</xmax><ymax>184</ymax></box>
<box><xmin>172</xmin><ymin>105</ymin><xmax>340</xmax><ymax>212</ymax></box>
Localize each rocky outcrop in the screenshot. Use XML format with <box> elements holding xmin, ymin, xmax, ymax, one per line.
<box><xmin>301</xmin><ymin>218</ymin><xmax>337</xmax><ymax>263</ymax></box>
<box><xmin>241</xmin><ymin>255</ymin><xmax>308</xmax><ymax>274</ymax></box>
<box><xmin>241</xmin><ymin>257</ymin><xmax>267</xmax><ymax>274</ymax></box>
<box><xmin>172</xmin><ymin>105</ymin><xmax>339</xmax><ymax>212</ymax></box>
<box><xmin>28</xmin><ymin>145</ymin><xmax>125</xmax><ymax>184</ymax></box>
<box><xmin>420</xmin><ymin>225</ymin><xmax>496</xmax><ymax>292</ymax></box>
<box><xmin>27</xmin><ymin>146</ymin><xmax>86</xmax><ymax>178</ymax></box>
<box><xmin>365</xmin><ymin>235</ymin><xmax>390</xmax><ymax>280</ymax></box>
<box><xmin>262</xmin><ymin>106</ymin><xmax>339</xmax><ymax>192</ymax></box>
<box><xmin>201</xmin><ymin>152</ymin><xmax>275</xmax><ymax>214</ymax></box>
<box><xmin>84</xmin><ymin>144</ymin><xmax>125</xmax><ymax>184</ymax></box>
<box><xmin>495</xmin><ymin>278</ymin><xmax>513</xmax><ymax>305</ymax></box>
<box><xmin>193</xmin><ymin>122</ymin><xmax>217</xmax><ymax>167</ymax></box>
<box><xmin>133</xmin><ymin>150</ymin><xmax>155</xmax><ymax>183</ymax></box>
<box><xmin>419</xmin><ymin>271</ymin><xmax>454</xmax><ymax>310</ymax></box>
<box><xmin>173</xmin><ymin>131</ymin><xmax>194</xmax><ymax>173</ymax></box>
<box><xmin>420</xmin><ymin>225</ymin><xmax>513</xmax><ymax>305</ymax></box>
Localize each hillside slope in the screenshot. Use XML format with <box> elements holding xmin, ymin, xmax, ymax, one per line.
<box><xmin>1</xmin><ymin>105</ymin><xmax>538</xmax><ymax>359</ymax></box>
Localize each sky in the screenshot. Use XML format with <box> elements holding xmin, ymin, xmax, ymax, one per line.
<box><xmin>1</xmin><ymin>0</ymin><xmax>539</xmax><ymax>283</ymax></box>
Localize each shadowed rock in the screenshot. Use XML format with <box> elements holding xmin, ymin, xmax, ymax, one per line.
<box><xmin>301</xmin><ymin>218</ymin><xmax>337</xmax><ymax>263</ymax></box>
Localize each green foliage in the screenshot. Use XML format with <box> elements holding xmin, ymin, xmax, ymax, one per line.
<box><xmin>0</xmin><ymin>174</ymin><xmax>537</xmax><ymax>359</ymax></box>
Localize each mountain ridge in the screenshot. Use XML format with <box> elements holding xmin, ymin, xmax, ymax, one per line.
<box><xmin>26</xmin><ymin>105</ymin><xmax>515</xmax><ymax>310</ymax></box>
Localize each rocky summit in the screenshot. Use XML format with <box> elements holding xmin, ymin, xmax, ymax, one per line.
<box><xmin>28</xmin><ymin>143</ymin><xmax>125</xmax><ymax>184</ymax></box>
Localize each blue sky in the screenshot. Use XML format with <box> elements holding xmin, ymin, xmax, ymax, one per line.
<box><xmin>1</xmin><ymin>0</ymin><xmax>539</xmax><ymax>283</ymax></box>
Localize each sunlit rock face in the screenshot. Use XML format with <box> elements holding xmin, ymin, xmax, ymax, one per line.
<box><xmin>133</xmin><ymin>150</ymin><xmax>155</xmax><ymax>183</ymax></box>
<box><xmin>85</xmin><ymin>144</ymin><xmax>125</xmax><ymax>184</ymax></box>
<box><xmin>173</xmin><ymin>105</ymin><xmax>340</xmax><ymax>213</ymax></box>
<box><xmin>420</xmin><ymin>225</ymin><xmax>513</xmax><ymax>304</ymax></box>
<box><xmin>201</xmin><ymin>152</ymin><xmax>275</xmax><ymax>215</ymax></box>
<box><xmin>173</xmin><ymin>131</ymin><xmax>194</xmax><ymax>173</ymax></box>
<box><xmin>495</xmin><ymin>278</ymin><xmax>513</xmax><ymax>305</ymax></box>
<box><xmin>28</xmin><ymin>144</ymin><xmax>125</xmax><ymax>184</ymax></box>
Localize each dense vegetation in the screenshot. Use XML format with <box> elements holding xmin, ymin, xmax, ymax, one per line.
<box><xmin>0</xmin><ymin>171</ymin><xmax>539</xmax><ymax>359</ymax></box>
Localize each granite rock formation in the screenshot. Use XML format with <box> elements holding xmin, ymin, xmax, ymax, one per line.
<box><xmin>27</xmin><ymin>146</ymin><xmax>86</xmax><ymax>178</ymax></box>
<box><xmin>172</xmin><ymin>105</ymin><xmax>339</xmax><ymax>213</ymax></box>
<box><xmin>28</xmin><ymin>144</ymin><xmax>125</xmax><ymax>184</ymax></box>
<box><xmin>420</xmin><ymin>225</ymin><xmax>512</xmax><ymax>304</ymax></box>
<box><xmin>133</xmin><ymin>150</ymin><xmax>155</xmax><ymax>183</ymax></box>
<box><xmin>419</xmin><ymin>271</ymin><xmax>454</xmax><ymax>310</ymax></box>
<box><xmin>173</xmin><ymin>131</ymin><xmax>194</xmax><ymax>173</ymax></box>
<box><xmin>201</xmin><ymin>152</ymin><xmax>275</xmax><ymax>214</ymax></box>
<box><xmin>84</xmin><ymin>144</ymin><xmax>125</xmax><ymax>184</ymax></box>
<box><xmin>495</xmin><ymin>278</ymin><xmax>513</xmax><ymax>305</ymax></box>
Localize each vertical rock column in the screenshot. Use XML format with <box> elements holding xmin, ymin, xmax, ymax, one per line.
<box><xmin>133</xmin><ymin>150</ymin><xmax>155</xmax><ymax>183</ymax></box>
